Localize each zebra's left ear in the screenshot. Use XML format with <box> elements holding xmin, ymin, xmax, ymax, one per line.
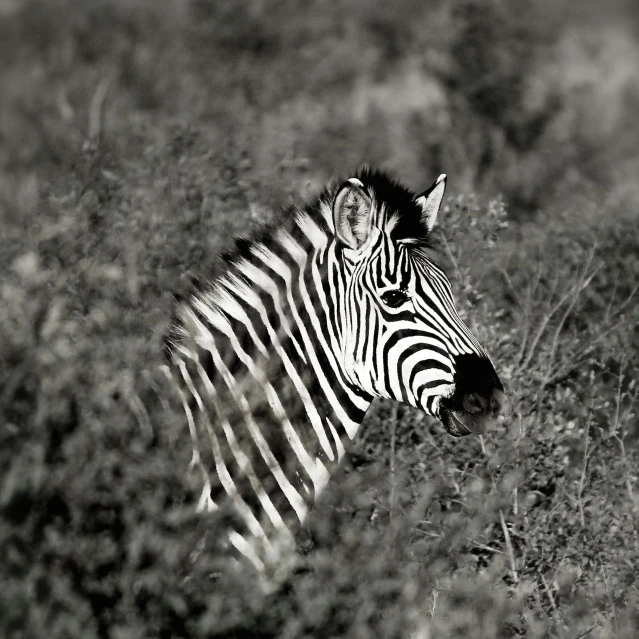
<box><xmin>333</xmin><ymin>178</ymin><xmax>373</xmax><ymax>250</ymax></box>
<box><xmin>415</xmin><ymin>174</ymin><xmax>446</xmax><ymax>233</ymax></box>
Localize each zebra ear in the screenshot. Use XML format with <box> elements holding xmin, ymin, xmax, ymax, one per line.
<box><xmin>415</xmin><ymin>173</ymin><xmax>446</xmax><ymax>233</ymax></box>
<box><xmin>333</xmin><ymin>178</ymin><xmax>373</xmax><ymax>250</ymax></box>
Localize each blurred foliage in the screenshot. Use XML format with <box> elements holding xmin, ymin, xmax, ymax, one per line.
<box><xmin>1</xmin><ymin>0</ymin><xmax>639</xmax><ymax>637</ymax></box>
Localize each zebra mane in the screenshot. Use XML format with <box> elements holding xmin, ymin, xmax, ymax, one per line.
<box><xmin>353</xmin><ymin>167</ymin><xmax>436</xmax><ymax>248</ymax></box>
<box><xmin>163</xmin><ymin>168</ymin><xmax>435</xmax><ymax>360</ymax></box>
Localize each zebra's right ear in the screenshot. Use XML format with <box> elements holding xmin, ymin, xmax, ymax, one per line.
<box><xmin>415</xmin><ymin>173</ymin><xmax>446</xmax><ymax>233</ymax></box>
<box><xmin>333</xmin><ymin>178</ymin><xmax>373</xmax><ymax>250</ymax></box>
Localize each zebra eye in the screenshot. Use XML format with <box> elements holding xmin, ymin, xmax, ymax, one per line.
<box><xmin>381</xmin><ymin>289</ymin><xmax>409</xmax><ymax>308</ymax></box>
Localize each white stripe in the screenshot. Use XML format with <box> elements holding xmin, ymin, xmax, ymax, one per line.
<box><xmin>177</xmin><ymin>360</ymin><xmax>272</xmax><ymax>546</ymax></box>
<box><xmin>296</xmin><ymin>212</ymin><xmax>328</xmax><ymax>251</ymax></box>
<box><xmin>196</xmin><ymin>290</ymin><xmax>269</xmax><ymax>359</ymax></box>
<box><xmin>199</xmin><ymin>347</ymin><xmax>289</xmax><ymax>532</ymax></box>
<box><xmin>189</xmin><ymin>314</ymin><xmax>331</xmax><ymax>497</ymax></box>
<box><xmin>278</xmin><ymin>230</ymin><xmax>363</xmax><ymax>439</ymax></box>
<box><xmin>228</xmin><ymin>530</ymin><xmax>266</xmax><ymax>573</ymax></box>
<box><xmin>223</xmin><ymin>255</ymin><xmax>338</xmax><ymax>461</ymax></box>
<box><xmin>318</xmin><ymin>198</ymin><xmax>335</xmax><ymax>232</ymax></box>
<box><xmin>197</xmin><ymin>479</ymin><xmax>218</xmax><ymax>512</ymax></box>
<box><xmin>400</xmin><ymin>349</ymin><xmax>454</xmax><ymax>390</ymax></box>
<box><xmin>326</xmin><ymin>417</ymin><xmax>346</xmax><ymax>461</ymax></box>
<box><xmin>216</xmin><ymin>370</ymin><xmax>309</xmax><ymax>525</ymax></box>
<box><xmin>237</xmin><ymin>254</ymin><xmax>306</xmax><ymax>363</ymax></box>
<box><xmin>309</xmin><ymin>244</ymin><xmax>370</xmax><ymax>413</ymax></box>
<box><xmin>381</xmin><ymin>334</ymin><xmax>452</xmax><ymax>400</ymax></box>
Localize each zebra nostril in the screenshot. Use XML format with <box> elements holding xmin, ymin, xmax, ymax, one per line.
<box><xmin>462</xmin><ymin>392</ymin><xmax>487</xmax><ymax>415</ymax></box>
<box><xmin>462</xmin><ymin>389</ymin><xmax>506</xmax><ymax>419</ymax></box>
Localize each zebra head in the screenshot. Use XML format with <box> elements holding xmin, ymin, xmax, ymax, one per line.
<box><xmin>331</xmin><ymin>169</ymin><xmax>504</xmax><ymax>437</ymax></box>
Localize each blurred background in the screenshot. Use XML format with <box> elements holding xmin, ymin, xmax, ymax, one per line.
<box><xmin>1</xmin><ymin>0</ymin><xmax>639</xmax><ymax>217</ymax></box>
<box><xmin>1</xmin><ymin>2</ymin><xmax>639</xmax><ymax>638</ymax></box>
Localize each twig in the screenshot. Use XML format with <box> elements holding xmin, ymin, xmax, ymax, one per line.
<box><xmin>142</xmin><ymin>368</ymin><xmax>171</xmax><ymax>414</ymax></box>
<box><xmin>500</xmin><ymin>509</ymin><xmax>519</xmax><ymax>584</ymax></box>
<box><xmin>125</xmin><ymin>385</ymin><xmax>153</xmax><ymax>441</ymax></box>
<box><xmin>539</xmin><ymin>259</ymin><xmax>600</xmax><ymax>399</ymax></box>
<box><xmin>539</xmin><ymin>572</ymin><xmax>557</xmax><ymax>614</ymax></box>
<box><xmin>479</xmin><ymin>435</ymin><xmax>520</xmax><ymax>581</ymax></box>
<box><xmin>414</xmin><ymin>527</ymin><xmax>505</xmax><ymax>556</ymax></box>
<box><xmin>542</xmin><ymin>315</ymin><xmax>634</xmax><ymax>389</ymax></box>
<box><xmin>88</xmin><ymin>76</ymin><xmax>112</xmax><ymax>142</ymax></box>
<box><xmin>389</xmin><ymin>403</ymin><xmax>399</xmax><ymax>519</ymax></box>
<box><xmin>439</xmin><ymin>232</ymin><xmax>461</xmax><ymax>284</ymax></box>
<box><xmin>608</xmin><ymin>354</ymin><xmax>639</xmax><ymax>505</ymax></box>
<box><xmin>430</xmin><ymin>589</ymin><xmax>438</xmax><ymax>618</ymax></box>
<box><xmin>576</xmin><ymin>397</ymin><xmax>595</xmax><ymax>527</ymax></box>
<box><xmin>517</xmin><ymin>258</ymin><xmax>545</xmax><ymax>365</ymax></box>
<box><xmin>575</xmin><ymin>624</ymin><xmax>599</xmax><ymax>639</ymax></box>
<box><xmin>500</xmin><ymin>266</ymin><xmax>532</xmax><ymax>366</ymax></box>
<box><xmin>469</xmin><ymin>539</ymin><xmax>505</xmax><ymax>555</ymax></box>
<box><xmin>518</xmin><ymin>251</ymin><xmax>598</xmax><ymax>374</ymax></box>
<box><xmin>599</xmin><ymin>560</ymin><xmax>617</xmax><ymax>628</ymax></box>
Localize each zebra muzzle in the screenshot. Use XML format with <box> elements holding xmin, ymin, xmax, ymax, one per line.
<box><xmin>440</xmin><ymin>387</ymin><xmax>506</xmax><ymax>437</ymax></box>
<box><xmin>438</xmin><ymin>353</ymin><xmax>506</xmax><ymax>437</ymax></box>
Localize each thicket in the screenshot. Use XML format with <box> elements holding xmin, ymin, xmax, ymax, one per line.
<box><xmin>3</xmin><ymin>184</ymin><xmax>638</xmax><ymax>638</ymax></box>
<box><xmin>1</xmin><ymin>1</ymin><xmax>638</xmax><ymax>637</ymax></box>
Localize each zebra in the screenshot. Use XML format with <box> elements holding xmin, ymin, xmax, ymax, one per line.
<box><xmin>162</xmin><ymin>167</ymin><xmax>505</xmax><ymax>586</ymax></box>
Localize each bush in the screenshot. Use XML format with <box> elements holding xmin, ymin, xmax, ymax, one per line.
<box><xmin>1</xmin><ymin>1</ymin><xmax>638</xmax><ymax>637</ymax></box>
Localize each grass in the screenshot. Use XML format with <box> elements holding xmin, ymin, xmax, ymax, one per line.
<box><xmin>1</xmin><ymin>1</ymin><xmax>639</xmax><ymax>637</ymax></box>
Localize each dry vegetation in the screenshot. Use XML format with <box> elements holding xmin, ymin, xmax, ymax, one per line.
<box><xmin>1</xmin><ymin>1</ymin><xmax>639</xmax><ymax>637</ymax></box>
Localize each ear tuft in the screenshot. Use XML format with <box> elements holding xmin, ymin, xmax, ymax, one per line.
<box><xmin>333</xmin><ymin>179</ymin><xmax>373</xmax><ymax>249</ymax></box>
<box><xmin>415</xmin><ymin>174</ymin><xmax>446</xmax><ymax>233</ymax></box>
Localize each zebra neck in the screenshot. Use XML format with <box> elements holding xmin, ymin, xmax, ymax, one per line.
<box><xmin>171</xmin><ymin>209</ymin><xmax>375</xmax><ymax>509</ymax></box>
<box><xmin>166</xmin><ymin>207</ymin><xmax>382</xmax><ymax>572</ymax></box>
<box><xmin>262</xmin><ymin>230</ymin><xmax>372</xmax><ymax>466</ymax></box>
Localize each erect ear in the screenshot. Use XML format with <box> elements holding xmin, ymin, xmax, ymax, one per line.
<box><xmin>332</xmin><ymin>178</ymin><xmax>373</xmax><ymax>250</ymax></box>
<box><xmin>415</xmin><ymin>173</ymin><xmax>446</xmax><ymax>233</ymax></box>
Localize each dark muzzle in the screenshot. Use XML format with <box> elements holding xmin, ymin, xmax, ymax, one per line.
<box><xmin>439</xmin><ymin>354</ymin><xmax>505</xmax><ymax>437</ymax></box>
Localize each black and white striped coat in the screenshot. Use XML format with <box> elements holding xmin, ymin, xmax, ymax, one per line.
<box><xmin>163</xmin><ymin>168</ymin><xmax>504</xmax><ymax>582</ymax></box>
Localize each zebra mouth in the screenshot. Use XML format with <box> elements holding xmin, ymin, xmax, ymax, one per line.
<box><xmin>440</xmin><ymin>409</ymin><xmax>472</xmax><ymax>438</ymax></box>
